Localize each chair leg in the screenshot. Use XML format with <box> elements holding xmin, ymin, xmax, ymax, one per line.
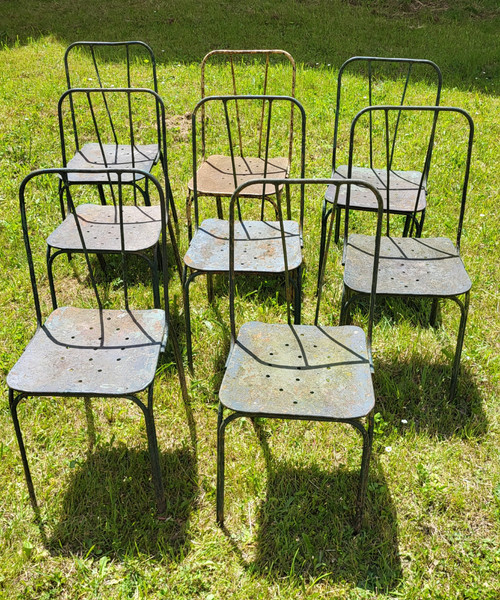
<box><xmin>354</xmin><ymin>411</ymin><xmax>374</xmax><ymax>533</ymax></box>
<box><xmin>207</xmin><ymin>274</ymin><xmax>215</xmax><ymax>305</ymax></box>
<box><xmin>143</xmin><ymin>385</ymin><xmax>166</xmax><ymax>514</ymax></box>
<box><xmin>46</xmin><ymin>246</ymin><xmax>58</xmax><ymax>310</ymax></box>
<box><xmin>293</xmin><ymin>266</ymin><xmax>302</xmax><ymax>325</ymax></box>
<box><xmin>449</xmin><ymin>291</ymin><xmax>470</xmax><ymax>401</ymax></box>
<box><xmin>9</xmin><ymin>389</ymin><xmax>38</xmax><ymax>510</ymax></box>
<box><xmin>402</xmin><ymin>215</ymin><xmax>412</xmax><ymax>237</ymax></box>
<box><xmin>216</xmin><ymin>195</ymin><xmax>223</xmax><ymax>220</ymax></box>
<box><xmin>316</xmin><ymin>201</ymin><xmax>332</xmax><ymax>296</ymax></box>
<box><xmin>166</xmin><ymin>217</ymin><xmax>184</xmax><ymax>283</ymax></box>
<box><xmin>184</xmin><ymin>270</ymin><xmax>197</xmax><ymax>372</ymax></box>
<box><xmin>97</xmin><ymin>184</ymin><xmax>107</xmax><ymax>206</ymax></box>
<box><xmin>340</xmin><ymin>284</ymin><xmax>352</xmax><ymax>326</ymax></box>
<box><xmin>334</xmin><ymin>205</ymin><xmax>342</xmax><ymax>244</ymax></box>
<box><xmin>430</xmin><ymin>298</ymin><xmax>439</xmax><ymax>327</ymax></box>
<box><xmin>216</xmin><ymin>403</ymin><xmax>225</xmax><ymax>526</ymax></box>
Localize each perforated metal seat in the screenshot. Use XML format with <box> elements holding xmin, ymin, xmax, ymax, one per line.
<box><xmin>344</xmin><ymin>235</ymin><xmax>471</xmax><ymax>297</ymax></box>
<box><xmin>7</xmin><ymin>307</ymin><xmax>166</xmax><ymax>396</ymax></box>
<box><xmin>220</xmin><ymin>322</ymin><xmax>374</xmax><ymax>420</ymax></box>
<box><xmin>48</xmin><ymin>204</ymin><xmax>162</xmax><ymax>253</ymax></box>
<box><xmin>327</xmin><ymin>165</ymin><xmax>426</xmax><ymax>214</ymax></box>
<box><xmin>184</xmin><ymin>218</ymin><xmax>301</xmax><ymax>273</ymax></box>
<box><xmin>188</xmin><ymin>155</ymin><xmax>288</xmax><ymax>198</ymax></box>
<box><xmin>66</xmin><ymin>143</ymin><xmax>159</xmax><ymax>183</ymax></box>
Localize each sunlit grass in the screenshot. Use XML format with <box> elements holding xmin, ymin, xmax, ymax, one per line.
<box><xmin>0</xmin><ymin>19</ymin><xmax>499</xmax><ymax>600</ymax></box>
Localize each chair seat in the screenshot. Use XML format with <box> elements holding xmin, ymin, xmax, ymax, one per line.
<box><xmin>188</xmin><ymin>155</ymin><xmax>289</xmax><ymax>197</ymax></box>
<box><xmin>184</xmin><ymin>218</ymin><xmax>302</xmax><ymax>273</ymax></box>
<box><xmin>66</xmin><ymin>143</ymin><xmax>159</xmax><ymax>183</ymax></box>
<box><xmin>219</xmin><ymin>322</ymin><xmax>374</xmax><ymax>420</ymax></box>
<box><xmin>47</xmin><ymin>204</ymin><xmax>162</xmax><ymax>253</ymax></box>
<box><xmin>325</xmin><ymin>165</ymin><xmax>427</xmax><ymax>213</ymax></box>
<box><xmin>344</xmin><ymin>234</ymin><xmax>471</xmax><ymax>296</ymax></box>
<box><xmin>7</xmin><ymin>307</ymin><xmax>166</xmax><ymax>395</ymax></box>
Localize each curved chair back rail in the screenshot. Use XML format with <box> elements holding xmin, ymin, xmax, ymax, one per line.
<box><xmin>64</xmin><ymin>40</ymin><xmax>158</xmax><ymax>91</ymax></box>
<box><xmin>200</xmin><ymin>49</ymin><xmax>296</xmax><ymax>165</ymax></box>
<box><xmin>190</xmin><ymin>94</ymin><xmax>306</xmax><ymax>232</ymax></box>
<box><xmin>332</xmin><ymin>56</ymin><xmax>442</xmax><ymax>171</ymax></box>
<box><xmin>345</xmin><ymin>105</ymin><xmax>474</xmax><ymax>243</ymax></box>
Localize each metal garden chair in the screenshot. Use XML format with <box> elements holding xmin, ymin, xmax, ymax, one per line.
<box><xmin>217</xmin><ymin>177</ymin><xmax>384</xmax><ymax>533</ymax></box>
<box><xmin>336</xmin><ymin>106</ymin><xmax>474</xmax><ymax>400</ymax></box>
<box><xmin>323</xmin><ymin>56</ymin><xmax>442</xmax><ymax>246</ymax></box>
<box><xmin>56</xmin><ymin>86</ymin><xmax>183</xmax><ymax>284</ymax></box>
<box><xmin>184</xmin><ymin>95</ymin><xmax>306</xmax><ymax>370</ymax></box>
<box><xmin>8</xmin><ymin>167</ymin><xmax>187</xmax><ymax>515</ymax></box>
<box><xmin>63</xmin><ymin>40</ymin><xmax>179</xmax><ymax>224</ymax></box>
<box><xmin>187</xmin><ymin>49</ymin><xmax>297</xmax><ymax>231</ymax></box>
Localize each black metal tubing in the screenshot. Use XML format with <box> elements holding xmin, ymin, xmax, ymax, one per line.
<box><xmin>19</xmin><ymin>167</ymin><xmax>169</xmax><ymax>323</ymax></box>
<box><xmin>189</xmin><ymin>94</ymin><xmax>306</xmax><ymax>232</ymax></box>
<box><xmin>227</xmin><ymin>178</ymin><xmax>383</xmax><ymax>358</ymax></box>
<box><xmin>216</xmin><ymin>403</ymin><xmax>375</xmax><ymax>532</ymax></box>
<box><xmin>344</xmin><ymin>105</ymin><xmax>474</xmax><ymax>246</ymax></box>
<box><xmin>332</xmin><ymin>56</ymin><xmax>442</xmax><ymax>171</ymax></box>
<box><xmin>200</xmin><ymin>50</ymin><xmax>297</xmax><ymax>166</ymax></box>
<box><xmin>329</xmin><ymin>57</ymin><xmax>442</xmax><ymax>244</ymax></box>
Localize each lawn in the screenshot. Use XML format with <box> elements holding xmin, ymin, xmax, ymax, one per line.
<box><xmin>0</xmin><ymin>1</ymin><xmax>499</xmax><ymax>599</ymax></box>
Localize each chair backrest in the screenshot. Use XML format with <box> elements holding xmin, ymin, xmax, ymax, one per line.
<box><xmin>58</xmin><ymin>87</ymin><xmax>167</xmax><ymax>168</ymax></box>
<box><xmin>191</xmin><ymin>94</ymin><xmax>306</xmax><ymax>229</ymax></box>
<box><xmin>227</xmin><ymin>178</ymin><xmax>384</xmax><ymax>360</ymax></box>
<box><xmin>345</xmin><ymin>106</ymin><xmax>474</xmax><ymax>243</ymax></box>
<box><xmin>200</xmin><ymin>50</ymin><xmax>296</xmax><ymax>164</ymax></box>
<box><xmin>332</xmin><ymin>57</ymin><xmax>442</xmax><ymax>174</ymax></box>
<box><xmin>64</xmin><ymin>41</ymin><xmax>158</xmax><ymax>91</ymax></box>
<box><xmin>19</xmin><ymin>168</ymin><xmax>169</xmax><ymax>325</ymax></box>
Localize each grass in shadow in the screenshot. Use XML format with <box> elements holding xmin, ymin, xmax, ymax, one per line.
<box><xmin>46</xmin><ymin>443</ymin><xmax>197</xmax><ymax>561</ymax></box>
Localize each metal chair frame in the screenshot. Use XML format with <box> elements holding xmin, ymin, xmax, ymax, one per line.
<box><xmin>325</xmin><ymin>56</ymin><xmax>442</xmax><ymax>245</ymax></box>
<box><xmin>63</xmin><ymin>40</ymin><xmax>179</xmax><ymax>224</ymax></box>
<box><xmin>8</xmin><ymin>167</ymin><xmax>187</xmax><ymax>515</ymax></box>
<box><xmin>57</xmin><ymin>86</ymin><xmax>183</xmax><ymax>281</ymax></box>
<box><xmin>184</xmin><ymin>95</ymin><xmax>306</xmax><ymax>370</ymax></box>
<box><xmin>335</xmin><ymin>106</ymin><xmax>474</xmax><ymax>400</ymax></box>
<box><xmin>217</xmin><ymin>177</ymin><xmax>384</xmax><ymax>533</ymax></box>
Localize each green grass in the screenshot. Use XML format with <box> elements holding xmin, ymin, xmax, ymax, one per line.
<box><xmin>0</xmin><ymin>2</ymin><xmax>499</xmax><ymax>599</ymax></box>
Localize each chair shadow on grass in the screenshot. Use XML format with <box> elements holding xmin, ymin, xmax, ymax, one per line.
<box><xmin>224</xmin><ymin>420</ymin><xmax>402</xmax><ymax>591</ymax></box>
<box><xmin>373</xmin><ymin>357</ymin><xmax>487</xmax><ymax>439</ymax></box>
<box><xmin>44</xmin><ymin>395</ymin><xmax>198</xmax><ymax>561</ymax></box>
